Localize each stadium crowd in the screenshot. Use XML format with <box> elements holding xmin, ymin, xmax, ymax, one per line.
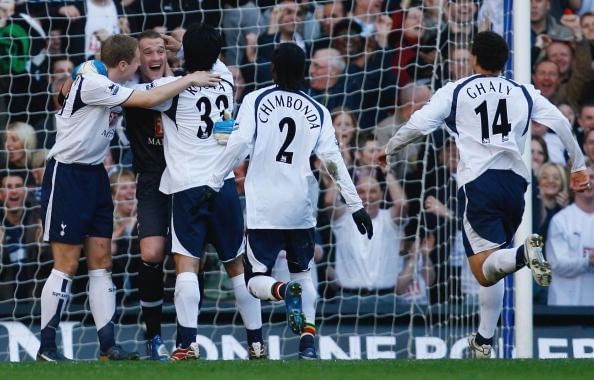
<box><xmin>0</xmin><ymin>0</ymin><xmax>593</xmax><ymax>320</ymax></box>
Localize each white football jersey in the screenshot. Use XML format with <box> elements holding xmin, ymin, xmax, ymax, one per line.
<box><xmin>403</xmin><ymin>74</ymin><xmax>585</xmax><ymax>187</ymax></box>
<box><xmin>229</xmin><ymin>85</ymin><xmax>349</xmax><ymax>229</ymax></box>
<box><xmin>49</xmin><ymin>73</ymin><xmax>133</xmax><ymax>165</ymax></box>
<box><xmin>147</xmin><ymin>60</ymin><xmax>234</xmax><ymax>194</ymax></box>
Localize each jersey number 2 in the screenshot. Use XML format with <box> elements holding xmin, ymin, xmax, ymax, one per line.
<box><xmin>474</xmin><ymin>99</ymin><xmax>511</xmax><ymax>144</ymax></box>
<box><xmin>276</xmin><ymin>117</ymin><xmax>296</xmax><ymax>164</ymax></box>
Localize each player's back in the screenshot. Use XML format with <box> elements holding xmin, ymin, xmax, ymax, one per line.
<box><xmin>155</xmin><ymin>61</ymin><xmax>234</xmax><ymax>194</ymax></box>
<box><xmin>240</xmin><ymin>85</ymin><xmax>329</xmax><ymax>229</ymax></box>
<box><xmin>50</xmin><ymin>73</ymin><xmax>133</xmax><ymax>165</ymax></box>
<box><xmin>445</xmin><ymin>74</ymin><xmax>533</xmax><ymax>187</ymax></box>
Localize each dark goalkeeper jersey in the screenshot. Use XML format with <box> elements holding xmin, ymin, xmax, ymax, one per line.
<box><xmin>123</xmin><ymin>106</ymin><xmax>166</xmax><ymax>174</ymax></box>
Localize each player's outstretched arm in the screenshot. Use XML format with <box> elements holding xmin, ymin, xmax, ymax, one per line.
<box><xmin>531</xmin><ymin>92</ymin><xmax>587</xmax><ymax>175</ymax></box>
<box><xmin>123</xmin><ymin>71</ymin><xmax>221</xmax><ymax>108</ymax></box>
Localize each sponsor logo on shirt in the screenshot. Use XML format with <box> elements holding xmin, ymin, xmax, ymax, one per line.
<box><xmin>108</xmin><ymin>84</ymin><xmax>120</xmax><ymax>96</ymax></box>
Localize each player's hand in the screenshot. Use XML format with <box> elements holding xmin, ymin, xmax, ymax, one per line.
<box><xmin>213</xmin><ymin>117</ymin><xmax>235</xmax><ymax>145</ymax></box>
<box><xmin>570</xmin><ymin>169</ymin><xmax>590</xmax><ymax>192</ymax></box>
<box><xmin>352</xmin><ymin>208</ymin><xmax>373</xmax><ymax>239</ymax></box>
<box><xmin>161</xmin><ymin>33</ymin><xmax>182</xmax><ymax>52</ymax></box>
<box><xmin>188</xmin><ymin>71</ymin><xmax>221</xmax><ymax>87</ymax></box>
<box><xmin>191</xmin><ymin>186</ymin><xmax>219</xmax><ymax>214</ymax></box>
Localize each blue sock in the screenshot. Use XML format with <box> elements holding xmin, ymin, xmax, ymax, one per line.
<box><xmin>178</xmin><ymin>325</ymin><xmax>197</xmax><ymax>349</ymax></box>
<box><xmin>515</xmin><ymin>245</ymin><xmax>526</xmax><ymax>269</ymax></box>
<box><xmin>475</xmin><ymin>332</ymin><xmax>493</xmax><ymax>346</ymax></box>
<box><xmin>246</xmin><ymin>328</ymin><xmax>263</xmax><ymax>346</ymax></box>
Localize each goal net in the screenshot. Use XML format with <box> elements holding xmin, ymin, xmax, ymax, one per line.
<box><xmin>0</xmin><ymin>0</ymin><xmax>515</xmax><ymax>360</ymax></box>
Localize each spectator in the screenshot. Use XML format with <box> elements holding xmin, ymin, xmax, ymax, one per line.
<box><xmin>422</xmin><ymin>139</ymin><xmax>473</xmax><ymax>304</ymax></box>
<box><xmin>446</xmin><ymin>45</ymin><xmax>473</xmax><ymax>82</ymax></box>
<box><xmin>307</xmin><ymin>48</ymin><xmax>360</xmax><ymax>111</ymax></box>
<box><xmin>0</xmin><ymin>170</ymin><xmax>44</xmax><ymax>300</ymax></box>
<box><xmin>558</xmin><ymin>103</ymin><xmax>577</xmax><ymax>128</ymax></box>
<box><xmin>244</xmin><ymin>0</ymin><xmax>308</xmax><ymax>87</ymax></box>
<box><xmin>331</xmin><ymin>19</ymin><xmax>396</xmax><ymax>129</ymax></box>
<box><xmin>29</xmin><ymin>149</ymin><xmax>48</xmax><ymax>204</ymax></box>
<box><xmin>546</xmin><ymin>165</ymin><xmax>594</xmax><ymax>306</ymax></box>
<box><xmin>221</xmin><ymin>1</ymin><xmax>264</xmax><ymax>66</ymax></box>
<box><xmin>390</xmin><ymin>4</ymin><xmax>433</xmax><ymax>87</ymax></box>
<box><xmin>331</xmin><ymin>107</ymin><xmax>357</xmax><ymax>169</ymax></box>
<box><xmin>349</xmin><ymin>0</ymin><xmax>384</xmax><ymax>38</ymax></box>
<box><xmin>85</xmin><ymin>0</ymin><xmax>123</xmax><ymax>60</ymax></box>
<box><xmin>109</xmin><ymin>169</ymin><xmax>138</xmax><ymax>301</ymax></box>
<box><xmin>580</xmin><ymin>11</ymin><xmax>594</xmax><ymax>55</ymax></box>
<box><xmin>576</xmin><ymin>99</ymin><xmax>594</xmax><ymax>147</ymax></box>
<box><xmin>376</xmin><ymin>83</ymin><xmax>431</xmax><ymax>178</ymax></box>
<box><xmin>312</xmin><ymin>0</ymin><xmax>347</xmax><ymax>51</ymax></box>
<box><xmin>531</xmin><ymin>0</ymin><xmax>573</xmax><ymax>63</ymax></box>
<box><xmin>396</xmin><ymin>234</ymin><xmax>436</xmax><ymax>305</ymax></box>
<box><xmin>584</xmin><ymin>128</ymin><xmax>594</xmax><ymax>164</ymax></box>
<box><xmin>532</xmin><ymin>135</ymin><xmax>550</xmax><ymax>176</ymax></box>
<box><xmin>545</xmin><ymin>40</ymin><xmax>574</xmax><ymax>82</ymax></box>
<box><xmin>34</xmin><ymin>58</ymin><xmax>73</xmax><ymax>149</ymax></box>
<box><xmin>324</xmin><ymin>172</ymin><xmax>407</xmax><ymax>295</ymax></box>
<box><xmin>228</xmin><ymin>65</ymin><xmax>247</xmax><ymax>106</ymax></box>
<box><xmin>439</xmin><ymin>0</ymin><xmax>478</xmax><ymax>58</ymax></box>
<box><xmin>534</xmin><ymin>162</ymin><xmax>569</xmax><ymax>241</ymax></box>
<box><xmin>2</xmin><ymin>122</ymin><xmax>37</xmax><ymax>186</ymax></box>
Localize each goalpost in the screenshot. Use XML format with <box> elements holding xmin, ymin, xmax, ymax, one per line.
<box><xmin>0</xmin><ymin>0</ymin><xmax>537</xmax><ymax>361</ymax></box>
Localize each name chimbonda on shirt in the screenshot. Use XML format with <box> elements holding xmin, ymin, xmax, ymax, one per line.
<box><xmin>466</xmin><ymin>79</ymin><xmax>513</xmax><ymax>99</ymax></box>
<box><xmin>257</xmin><ymin>93</ymin><xmax>321</xmax><ymax>129</ymax></box>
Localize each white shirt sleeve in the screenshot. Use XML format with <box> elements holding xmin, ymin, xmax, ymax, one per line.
<box><xmin>131</xmin><ymin>77</ymin><xmax>180</xmax><ymax>112</ymax></box>
<box><xmin>528</xmin><ymin>85</ymin><xmax>586</xmax><ymax>172</ymax></box>
<box><xmin>315</xmin><ymin>108</ymin><xmax>363</xmax><ymax>213</ymax></box>
<box><xmin>207</xmin><ymin>92</ymin><xmax>256</xmax><ymax>190</ymax></box>
<box><xmin>546</xmin><ymin>212</ymin><xmax>590</xmax><ymax>278</ymax></box>
<box><xmin>81</xmin><ymin>74</ymin><xmax>134</xmax><ymax>107</ymax></box>
<box><xmin>385</xmin><ymin>82</ymin><xmax>454</xmax><ymax>154</ymax></box>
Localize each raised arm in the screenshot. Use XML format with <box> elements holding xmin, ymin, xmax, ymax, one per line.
<box><xmin>386</xmin><ymin>171</ymin><xmax>407</xmax><ymax>221</ymax></box>
<box><xmin>123</xmin><ymin>71</ymin><xmax>221</xmax><ymax>108</ymax></box>
<box><xmin>530</xmin><ymin>90</ymin><xmax>588</xmax><ymax>191</ymax></box>
<box><xmin>385</xmin><ymin>83</ymin><xmax>453</xmax><ymax>155</ymax></box>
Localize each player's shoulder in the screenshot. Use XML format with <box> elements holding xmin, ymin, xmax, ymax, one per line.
<box><xmin>212</xmin><ymin>59</ymin><xmax>234</xmax><ymax>85</ymax></box>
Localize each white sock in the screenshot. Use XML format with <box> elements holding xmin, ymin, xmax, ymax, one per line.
<box><xmin>290</xmin><ymin>272</ymin><xmax>317</xmax><ymax>324</ymax></box>
<box><xmin>88</xmin><ymin>269</ymin><xmax>116</xmax><ymax>330</ymax></box>
<box><xmin>231</xmin><ymin>274</ymin><xmax>262</xmax><ymax>330</ymax></box>
<box><xmin>482</xmin><ymin>247</ymin><xmax>518</xmax><ymax>284</ymax></box>
<box><xmin>477</xmin><ymin>281</ymin><xmax>504</xmax><ymax>340</ymax></box>
<box><xmin>175</xmin><ymin>272</ymin><xmax>199</xmax><ymax>328</ymax></box>
<box><xmin>247</xmin><ymin>275</ymin><xmax>278</xmax><ymax>301</ymax></box>
<box><xmin>40</xmin><ymin>269</ymin><xmax>72</xmax><ymax>330</ymax></box>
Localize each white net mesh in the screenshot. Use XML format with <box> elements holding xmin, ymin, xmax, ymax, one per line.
<box><xmin>0</xmin><ymin>0</ymin><xmax>517</xmax><ymax>360</ymax></box>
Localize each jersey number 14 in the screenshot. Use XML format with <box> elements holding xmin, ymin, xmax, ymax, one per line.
<box><xmin>474</xmin><ymin>99</ymin><xmax>511</xmax><ymax>144</ymax></box>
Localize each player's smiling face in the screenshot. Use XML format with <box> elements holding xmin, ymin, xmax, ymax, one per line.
<box><xmin>139</xmin><ymin>37</ymin><xmax>166</xmax><ymax>82</ymax></box>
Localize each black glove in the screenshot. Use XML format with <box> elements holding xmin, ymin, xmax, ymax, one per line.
<box><xmin>352</xmin><ymin>208</ymin><xmax>373</xmax><ymax>239</ymax></box>
<box><xmin>191</xmin><ymin>186</ymin><xmax>218</xmax><ymax>214</ymax></box>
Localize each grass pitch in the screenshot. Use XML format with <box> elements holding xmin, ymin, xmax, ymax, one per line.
<box><xmin>1</xmin><ymin>359</ymin><xmax>593</xmax><ymax>380</ymax></box>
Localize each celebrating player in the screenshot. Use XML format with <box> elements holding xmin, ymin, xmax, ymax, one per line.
<box><xmin>200</xmin><ymin>43</ymin><xmax>373</xmax><ymax>359</ymax></box>
<box><xmin>37</xmin><ymin>34</ymin><xmax>220</xmax><ymax>361</ymax></box>
<box><xmin>385</xmin><ymin>31</ymin><xmax>590</xmax><ymax>358</ymax></box>
<box><xmin>140</xmin><ymin>24</ymin><xmax>265</xmax><ymax>360</ymax></box>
